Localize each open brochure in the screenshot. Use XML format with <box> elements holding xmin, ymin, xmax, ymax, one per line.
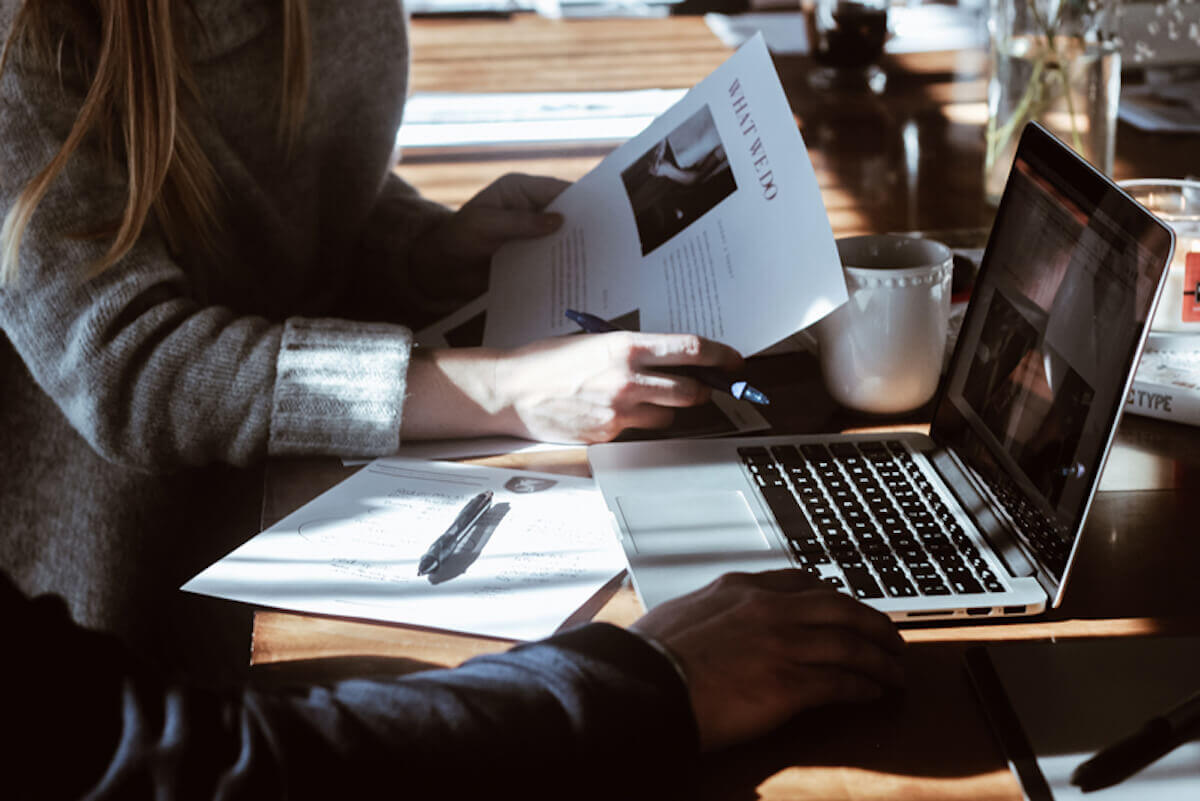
<box><xmin>421</xmin><ymin>34</ymin><xmax>845</xmax><ymax>358</ymax></box>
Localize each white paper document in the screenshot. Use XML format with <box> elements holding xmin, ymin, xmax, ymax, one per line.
<box><xmin>481</xmin><ymin>34</ymin><xmax>846</xmax><ymax>356</ymax></box>
<box><xmin>342</xmin><ymin>436</ymin><xmax>580</xmax><ymax>466</ymax></box>
<box><xmin>397</xmin><ymin>89</ymin><xmax>687</xmax><ymax>151</ymax></box>
<box><xmin>1119</xmin><ymin>80</ymin><xmax>1200</xmax><ymax>134</ymax></box>
<box><xmin>183</xmin><ymin>458</ymin><xmax>625</xmax><ymax>641</ymax></box>
<box><xmin>709</xmin><ymin>5</ymin><xmax>986</xmax><ymax>55</ymax></box>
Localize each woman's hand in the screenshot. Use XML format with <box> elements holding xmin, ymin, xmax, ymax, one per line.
<box><xmin>494</xmin><ymin>330</ymin><xmax>745</xmax><ymax>442</ymax></box>
<box><xmin>410</xmin><ymin>172</ymin><xmax>569</xmax><ymax>300</ymax></box>
<box><xmin>400</xmin><ymin>331</ymin><xmax>745</xmax><ymax>443</ymax></box>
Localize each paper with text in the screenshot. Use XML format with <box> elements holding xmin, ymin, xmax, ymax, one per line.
<box><xmin>482</xmin><ymin>34</ymin><xmax>846</xmax><ymax>355</ymax></box>
<box><xmin>182</xmin><ymin>458</ymin><xmax>624</xmax><ymax>641</ymax></box>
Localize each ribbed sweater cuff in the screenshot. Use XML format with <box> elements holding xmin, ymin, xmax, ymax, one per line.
<box><xmin>268</xmin><ymin>318</ymin><xmax>412</xmax><ymax>457</ymax></box>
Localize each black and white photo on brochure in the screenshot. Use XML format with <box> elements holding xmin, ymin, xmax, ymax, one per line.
<box><xmin>621</xmin><ymin>104</ymin><xmax>737</xmax><ymax>256</ymax></box>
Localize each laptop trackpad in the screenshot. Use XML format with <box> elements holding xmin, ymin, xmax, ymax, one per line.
<box><xmin>615</xmin><ymin>491</ymin><xmax>772</xmax><ymax>555</ymax></box>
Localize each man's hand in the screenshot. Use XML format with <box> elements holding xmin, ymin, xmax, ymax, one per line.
<box><xmin>410</xmin><ymin>173</ymin><xmax>569</xmax><ymax>300</ymax></box>
<box><xmin>630</xmin><ymin>570</ymin><xmax>905</xmax><ymax>752</ymax></box>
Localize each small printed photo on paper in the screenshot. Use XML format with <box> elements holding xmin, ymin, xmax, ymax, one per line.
<box><xmin>620</xmin><ymin>104</ymin><xmax>737</xmax><ymax>256</ymax></box>
<box><xmin>504</xmin><ymin>475</ymin><xmax>559</xmax><ymax>494</ymax></box>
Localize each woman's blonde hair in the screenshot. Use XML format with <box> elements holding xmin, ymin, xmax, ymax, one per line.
<box><xmin>0</xmin><ymin>0</ymin><xmax>310</xmax><ymax>283</ymax></box>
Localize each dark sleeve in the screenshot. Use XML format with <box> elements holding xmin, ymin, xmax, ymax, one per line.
<box><xmin>4</xmin><ymin>571</ymin><xmax>699</xmax><ymax>801</ymax></box>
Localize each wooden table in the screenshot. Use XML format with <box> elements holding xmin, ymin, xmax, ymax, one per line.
<box><xmin>250</xmin><ymin>13</ymin><xmax>1200</xmax><ymax>800</ymax></box>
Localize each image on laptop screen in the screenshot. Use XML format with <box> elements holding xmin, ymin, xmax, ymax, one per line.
<box><xmin>931</xmin><ymin>124</ymin><xmax>1174</xmax><ymax>584</ymax></box>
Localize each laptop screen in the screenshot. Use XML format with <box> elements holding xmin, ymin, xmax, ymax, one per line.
<box><xmin>930</xmin><ymin>123</ymin><xmax>1174</xmax><ymax>586</ymax></box>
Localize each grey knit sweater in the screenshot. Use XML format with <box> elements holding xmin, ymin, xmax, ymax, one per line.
<box><xmin>0</xmin><ymin>0</ymin><xmax>455</xmax><ymax>675</ymax></box>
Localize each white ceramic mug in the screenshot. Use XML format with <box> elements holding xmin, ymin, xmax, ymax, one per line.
<box><xmin>815</xmin><ymin>234</ymin><xmax>953</xmax><ymax>414</ymax></box>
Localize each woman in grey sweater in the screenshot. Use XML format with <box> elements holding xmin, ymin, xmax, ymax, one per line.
<box><xmin>0</xmin><ymin>0</ymin><xmax>744</xmax><ymax>675</ymax></box>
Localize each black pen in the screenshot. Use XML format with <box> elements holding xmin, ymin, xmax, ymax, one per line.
<box><xmin>417</xmin><ymin>490</ymin><xmax>493</xmax><ymax>576</ymax></box>
<box><xmin>564</xmin><ymin>309</ymin><xmax>770</xmax><ymax>406</ymax></box>
<box><xmin>1070</xmin><ymin>687</ymin><xmax>1200</xmax><ymax>792</ymax></box>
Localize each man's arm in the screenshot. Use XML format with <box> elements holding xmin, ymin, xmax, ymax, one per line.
<box><xmin>4</xmin><ymin>570</ymin><xmax>696</xmax><ymax>801</ymax></box>
<box><xmin>6</xmin><ymin>567</ymin><xmax>903</xmax><ymax>800</ymax></box>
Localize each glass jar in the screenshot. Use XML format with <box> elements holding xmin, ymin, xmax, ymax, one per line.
<box><xmin>805</xmin><ymin>0</ymin><xmax>891</xmax><ymax>94</ymax></box>
<box><xmin>985</xmin><ymin>0</ymin><xmax>1122</xmax><ymax>204</ymax></box>
<box><xmin>1121</xmin><ymin>179</ymin><xmax>1200</xmax><ymax>333</ymax></box>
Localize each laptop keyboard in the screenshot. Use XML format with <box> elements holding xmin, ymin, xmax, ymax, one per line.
<box><xmin>977</xmin><ymin>470</ymin><xmax>1071</xmax><ymax>578</ymax></box>
<box><xmin>738</xmin><ymin>441</ymin><xmax>1006</xmax><ymax>600</ymax></box>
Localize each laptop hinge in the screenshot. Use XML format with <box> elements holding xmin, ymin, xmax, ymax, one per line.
<box><xmin>929</xmin><ymin>449</ymin><xmax>1038</xmax><ymax>579</ymax></box>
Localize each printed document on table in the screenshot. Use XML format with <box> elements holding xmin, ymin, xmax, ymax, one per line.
<box><xmin>397</xmin><ymin>89</ymin><xmax>687</xmax><ymax>151</ymax></box>
<box><xmin>182</xmin><ymin>458</ymin><xmax>624</xmax><ymax>641</ymax></box>
<box><xmin>341</xmin><ymin>436</ymin><xmax>579</xmax><ymax>466</ymax></box>
<box><xmin>481</xmin><ymin>33</ymin><xmax>846</xmax><ymax>356</ymax></box>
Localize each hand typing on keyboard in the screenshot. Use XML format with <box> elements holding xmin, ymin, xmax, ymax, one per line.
<box><xmin>631</xmin><ymin>569</ymin><xmax>905</xmax><ymax>752</ymax></box>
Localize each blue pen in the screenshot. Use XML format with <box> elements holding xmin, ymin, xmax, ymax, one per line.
<box><xmin>564</xmin><ymin>309</ymin><xmax>770</xmax><ymax>406</ymax></box>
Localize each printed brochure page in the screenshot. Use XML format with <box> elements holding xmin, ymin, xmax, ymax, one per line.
<box><xmin>482</xmin><ymin>33</ymin><xmax>846</xmax><ymax>356</ymax></box>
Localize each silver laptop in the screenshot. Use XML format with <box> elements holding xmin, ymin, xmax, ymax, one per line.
<box><xmin>587</xmin><ymin>123</ymin><xmax>1176</xmax><ymax>621</ymax></box>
